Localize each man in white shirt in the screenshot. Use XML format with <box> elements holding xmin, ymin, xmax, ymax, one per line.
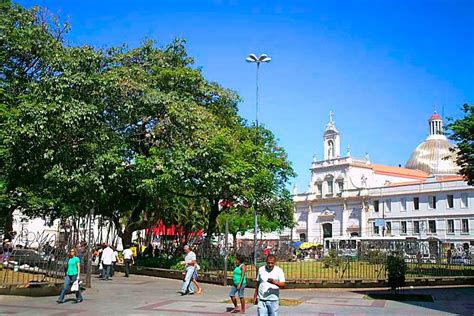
<box><xmin>253</xmin><ymin>254</ymin><xmax>286</xmax><ymax>316</ymax></box>
<box><xmin>122</xmin><ymin>246</ymin><xmax>134</xmax><ymax>277</ymax></box>
<box><xmin>179</xmin><ymin>245</ymin><xmax>196</xmax><ymax>295</ymax></box>
<box><xmin>101</xmin><ymin>244</ymin><xmax>114</xmax><ymax>280</ymax></box>
<box><xmin>111</xmin><ymin>248</ymin><xmax>119</xmax><ymax>277</ymax></box>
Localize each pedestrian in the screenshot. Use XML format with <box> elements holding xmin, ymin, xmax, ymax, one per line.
<box><xmin>178</xmin><ymin>245</ymin><xmax>196</xmax><ymax>295</ymax></box>
<box><xmin>122</xmin><ymin>245</ymin><xmax>134</xmax><ymax>277</ymax></box>
<box><xmin>229</xmin><ymin>254</ymin><xmax>247</xmax><ymax>314</ymax></box>
<box><xmin>253</xmin><ymin>254</ymin><xmax>286</xmax><ymax>316</ymax></box>
<box><xmin>101</xmin><ymin>244</ymin><xmax>114</xmax><ymax>280</ymax></box>
<box><xmin>192</xmin><ymin>261</ymin><xmax>203</xmax><ymax>295</ymax></box>
<box><xmin>111</xmin><ymin>247</ymin><xmax>118</xmax><ymax>277</ymax></box>
<box><xmin>56</xmin><ymin>248</ymin><xmax>83</xmax><ymax>304</ymax></box>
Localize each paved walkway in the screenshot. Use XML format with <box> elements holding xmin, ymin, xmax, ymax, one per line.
<box><xmin>0</xmin><ymin>273</ymin><xmax>473</xmax><ymax>315</ymax></box>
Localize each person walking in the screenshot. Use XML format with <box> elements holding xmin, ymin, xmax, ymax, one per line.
<box><xmin>192</xmin><ymin>261</ymin><xmax>203</xmax><ymax>295</ymax></box>
<box><xmin>101</xmin><ymin>244</ymin><xmax>114</xmax><ymax>280</ymax></box>
<box><xmin>111</xmin><ymin>247</ymin><xmax>118</xmax><ymax>277</ymax></box>
<box><xmin>229</xmin><ymin>254</ymin><xmax>247</xmax><ymax>314</ymax></box>
<box><xmin>178</xmin><ymin>245</ymin><xmax>196</xmax><ymax>295</ymax></box>
<box><xmin>57</xmin><ymin>248</ymin><xmax>83</xmax><ymax>304</ymax></box>
<box><xmin>122</xmin><ymin>245</ymin><xmax>134</xmax><ymax>277</ymax></box>
<box><xmin>253</xmin><ymin>255</ymin><xmax>285</xmax><ymax>316</ymax></box>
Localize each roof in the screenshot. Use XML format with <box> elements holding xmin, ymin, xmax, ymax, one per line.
<box><xmin>349</xmin><ymin>163</ymin><xmax>429</xmax><ymax>179</ymax></box>
<box><xmin>430</xmin><ymin>112</ymin><xmax>442</xmax><ymax>120</ymax></box>
<box><xmin>384</xmin><ymin>175</ymin><xmax>465</xmax><ymax>187</ymax></box>
<box><xmin>371</xmin><ymin>164</ymin><xmax>429</xmax><ymax>179</ymax></box>
<box><xmin>435</xmin><ymin>175</ymin><xmax>465</xmax><ymax>182</ymax></box>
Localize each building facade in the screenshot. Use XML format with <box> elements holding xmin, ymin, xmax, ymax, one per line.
<box><xmin>292</xmin><ymin>112</ymin><xmax>473</xmax><ymax>251</ymax></box>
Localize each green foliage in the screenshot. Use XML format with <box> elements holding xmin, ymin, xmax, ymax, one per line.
<box><xmin>0</xmin><ymin>3</ymin><xmax>295</xmax><ymax>244</ymax></box>
<box><xmin>447</xmin><ymin>104</ymin><xmax>474</xmax><ymax>185</ymax></box>
<box><xmin>135</xmin><ymin>256</ymin><xmax>182</xmax><ymax>269</ymax></box>
<box><xmin>322</xmin><ymin>249</ymin><xmax>342</xmax><ymax>268</ymax></box>
<box><xmin>386</xmin><ymin>255</ymin><xmax>407</xmax><ymax>291</ymax></box>
<box><xmin>366</xmin><ymin>250</ymin><xmax>385</xmax><ymax>264</ymax></box>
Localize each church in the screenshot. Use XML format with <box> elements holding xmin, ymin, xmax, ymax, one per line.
<box><xmin>292</xmin><ymin>112</ymin><xmax>473</xmax><ymax>251</ymax></box>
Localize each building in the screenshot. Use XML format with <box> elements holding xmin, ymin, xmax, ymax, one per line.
<box><xmin>292</xmin><ymin>111</ymin><xmax>473</xmax><ymax>252</ymax></box>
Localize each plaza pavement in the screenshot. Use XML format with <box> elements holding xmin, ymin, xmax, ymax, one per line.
<box><xmin>0</xmin><ymin>273</ymin><xmax>473</xmax><ymax>315</ymax></box>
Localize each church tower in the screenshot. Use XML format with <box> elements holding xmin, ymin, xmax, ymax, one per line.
<box><xmin>323</xmin><ymin>111</ymin><xmax>340</xmax><ymax>160</ymax></box>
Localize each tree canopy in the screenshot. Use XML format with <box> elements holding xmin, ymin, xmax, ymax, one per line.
<box><xmin>447</xmin><ymin>104</ymin><xmax>474</xmax><ymax>185</ymax></box>
<box><xmin>0</xmin><ymin>2</ymin><xmax>295</xmax><ymax>243</ymax></box>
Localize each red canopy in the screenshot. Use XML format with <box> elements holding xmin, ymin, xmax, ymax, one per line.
<box><xmin>146</xmin><ymin>220</ymin><xmax>204</xmax><ymax>237</ymax></box>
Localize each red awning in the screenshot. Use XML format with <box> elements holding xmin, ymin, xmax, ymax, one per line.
<box><xmin>146</xmin><ymin>220</ymin><xmax>203</xmax><ymax>237</ymax></box>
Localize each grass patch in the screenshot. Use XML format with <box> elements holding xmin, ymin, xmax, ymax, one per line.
<box><xmin>221</xmin><ymin>298</ymin><xmax>303</xmax><ymax>306</ymax></box>
<box><xmin>241</xmin><ymin>261</ymin><xmax>474</xmax><ymax>281</ymax></box>
<box><xmin>364</xmin><ymin>293</ymin><xmax>434</xmax><ymax>302</ymax></box>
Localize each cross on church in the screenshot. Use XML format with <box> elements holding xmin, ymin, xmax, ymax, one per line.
<box><xmin>329</xmin><ymin>110</ymin><xmax>334</xmax><ymax>123</ymax></box>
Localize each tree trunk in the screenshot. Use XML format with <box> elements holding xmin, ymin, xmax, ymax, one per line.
<box><xmin>232</xmin><ymin>232</ymin><xmax>237</xmax><ymax>251</ymax></box>
<box><xmin>3</xmin><ymin>206</ymin><xmax>15</xmax><ymax>241</ymax></box>
<box><xmin>121</xmin><ymin>228</ymin><xmax>133</xmax><ymax>248</ymax></box>
<box><xmin>205</xmin><ymin>199</ymin><xmax>220</xmax><ymax>246</ymax></box>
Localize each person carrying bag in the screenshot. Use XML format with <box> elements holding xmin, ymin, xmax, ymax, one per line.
<box><xmin>56</xmin><ymin>248</ymin><xmax>84</xmax><ymax>304</ymax></box>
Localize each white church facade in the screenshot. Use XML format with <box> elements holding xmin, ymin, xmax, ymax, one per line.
<box><xmin>292</xmin><ymin>112</ymin><xmax>474</xmax><ymax>250</ymax></box>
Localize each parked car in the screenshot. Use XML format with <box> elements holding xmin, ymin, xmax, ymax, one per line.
<box><xmin>7</xmin><ymin>249</ymin><xmax>49</xmax><ymax>267</ymax></box>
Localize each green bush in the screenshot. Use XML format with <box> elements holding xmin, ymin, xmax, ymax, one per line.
<box><xmin>170</xmin><ymin>262</ymin><xmax>186</xmax><ymax>270</ymax></box>
<box><xmin>322</xmin><ymin>249</ymin><xmax>342</xmax><ymax>268</ymax></box>
<box><xmin>366</xmin><ymin>250</ymin><xmax>384</xmax><ymax>264</ymax></box>
<box><xmin>386</xmin><ymin>255</ymin><xmax>407</xmax><ymax>291</ymax></box>
<box><xmin>135</xmin><ymin>256</ymin><xmax>182</xmax><ymax>269</ymax></box>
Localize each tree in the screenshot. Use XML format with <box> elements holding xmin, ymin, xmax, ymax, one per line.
<box><xmin>0</xmin><ymin>2</ymin><xmax>71</xmax><ymax>238</ymax></box>
<box><xmin>0</xmin><ymin>3</ymin><xmax>296</xmax><ymax>247</ymax></box>
<box><xmin>447</xmin><ymin>104</ymin><xmax>474</xmax><ymax>185</ymax></box>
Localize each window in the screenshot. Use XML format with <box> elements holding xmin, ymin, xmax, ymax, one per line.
<box><xmin>400</xmin><ymin>198</ymin><xmax>406</xmax><ymax>212</ymax></box>
<box><xmin>299</xmin><ymin>233</ymin><xmax>307</xmax><ymax>242</ymax></box>
<box><xmin>413</xmin><ymin>197</ymin><xmax>419</xmax><ymax>210</ymax></box>
<box><xmin>428</xmin><ymin>220</ymin><xmax>436</xmax><ymax>234</ymax></box>
<box><xmin>385</xmin><ymin>199</ymin><xmax>392</xmax><ymax>212</ymax></box>
<box><xmin>327</xmin><ymin>180</ymin><xmax>333</xmax><ymax>195</ymax></box>
<box><xmin>401</xmin><ymin>221</ymin><xmax>407</xmax><ymax>234</ymax></box>
<box><xmin>337</xmin><ymin>181</ymin><xmax>344</xmax><ymax>193</ymax></box>
<box><xmin>373</xmin><ymin>222</ymin><xmax>379</xmax><ymax>235</ymax></box>
<box><xmin>317</xmin><ymin>183</ymin><xmax>323</xmax><ymax>195</ymax></box>
<box><xmin>374</xmin><ymin>200</ymin><xmax>380</xmax><ymax>212</ymax></box>
<box><xmin>429</xmin><ymin>196</ymin><xmax>437</xmax><ymax>209</ymax></box>
<box><xmin>461</xmin><ymin>193</ymin><xmax>468</xmax><ymax>208</ymax></box>
<box><xmin>414</xmin><ymin>221</ymin><xmax>420</xmax><ymax>234</ymax></box>
<box><xmin>447</xmin><ymin>195</ymin><xmax>454</xmax><ymax>208</ymax></box>
<box><xmin>386</xmin><ymin>222</ymin><xmax>392</xmax><ymax>235</ymax></box>
<box><xmin>322</xmin><ymin>223</ymin><xmax>333</xmax><ymax>238</ymax></box>
<box><xmin>447</xmin><ymin>219</ymin><xmax>455</xmax><ymax>234</ymax></box>
<box><xmin>462</xmin><ymin>219</ymin><xmax>469</xmax><ymax>234</ymax></box>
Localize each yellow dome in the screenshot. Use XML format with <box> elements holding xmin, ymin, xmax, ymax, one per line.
<box><xmin>406</xmin><ymin>138</ymin><xmax>459</xmax><ymax>175</ymax></box>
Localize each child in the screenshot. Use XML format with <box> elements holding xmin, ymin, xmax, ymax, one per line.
<box><xmin>192</xmin><ymin>263</ymin><xmax>202</xmax><ymax>295</ymax></box>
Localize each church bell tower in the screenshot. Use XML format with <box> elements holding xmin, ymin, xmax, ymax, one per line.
<box><xmin>323</xmin><ymin>111</ymin><xmax>341</xmax><ymax>160</ymax></box>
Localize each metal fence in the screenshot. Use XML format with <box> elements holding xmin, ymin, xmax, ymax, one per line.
<box><xmin>0</xmin><ymin>228</ymin><xmax>84</xmax><ymax>287</ymax></box>
<box><xmin>192</xmin><ymin>239</ymin><xmax>474</xmax><ymax>283</ymax></box>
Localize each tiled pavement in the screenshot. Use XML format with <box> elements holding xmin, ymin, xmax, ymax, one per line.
<box><xmin>0</xmin><ymin>274</ymin><xmax>473</xmax><ymax>315</ymax></box>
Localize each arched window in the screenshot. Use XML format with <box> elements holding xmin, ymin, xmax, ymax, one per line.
<box><xmin>299</xmin><ymin>233</ymin><xmax>307</xmax><ymax>242</ymax></box>
<box><xmin>327</xmin><ymin>140</ymin><xmax>334</xmax><ymax>159</ymax></box>
<box><xmin>322</xmin><ymin>223</ymin><xmax>332</xmax><ymax>238</ymax></box>
<box><xmin>327</xmin><ymin>179</ymin><xmax>333</xmax><ymax>195</ymax></box>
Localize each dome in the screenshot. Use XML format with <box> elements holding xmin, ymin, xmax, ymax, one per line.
<box><xmin>405</xmin><ymin>138</ymin><xmax>459</xmax><ymax>175</ymax></box>
<box><xmin>405</xmin><ymin>112</ymin><xmax>459</xmax><ymax>175</ymax></box>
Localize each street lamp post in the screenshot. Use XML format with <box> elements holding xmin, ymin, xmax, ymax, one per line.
<box><xmin>246</xmin><ymin>53</ymin><xmax>271</xmax><ymax>268</ymax></box>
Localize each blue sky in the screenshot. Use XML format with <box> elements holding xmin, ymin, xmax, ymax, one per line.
<box><xmin>20</xmin><ymin>0</ymin><xmax>474</xmax><ymax>190</ymax></box>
